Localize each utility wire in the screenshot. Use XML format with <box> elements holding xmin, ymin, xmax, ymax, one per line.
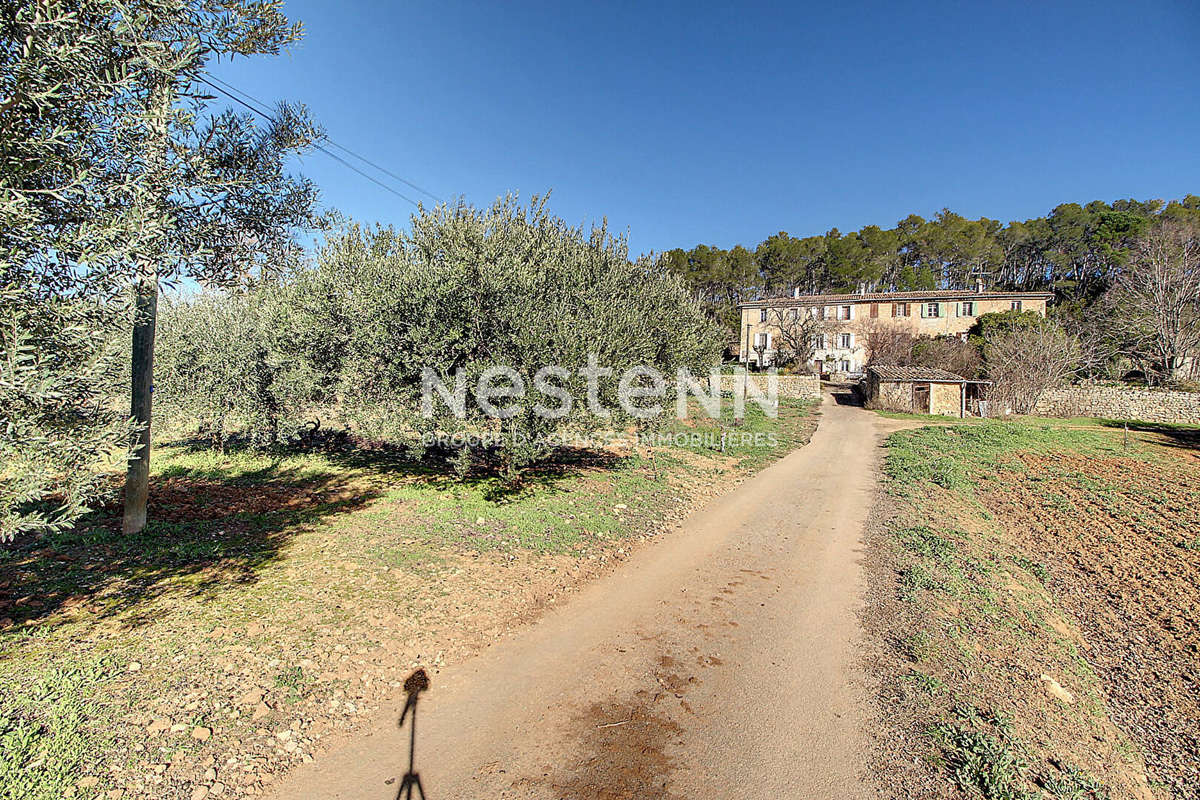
<box><xmin>201</xmin><ymin>73</ymin><xmax>445</xmax><ymax>206</ymax></box>
<box><xmin>192</xmin><ymin>73</ymin><xmax>436</xmax><ymax>209</ymax></box>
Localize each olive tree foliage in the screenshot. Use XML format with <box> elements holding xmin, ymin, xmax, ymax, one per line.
<box><xmin>159</xmin><ymin>197</ymin><xmax>722</xmax><ymax>478</ymax></box>
<box><xmin>0</xmin><ymin>0</ymin><xmax>321</xmax><ymax>538</ymax></box>
<box><xmin>155</xmin><ymin>292</ymin><xmax>318</xmax><ymax>448</ymax></box>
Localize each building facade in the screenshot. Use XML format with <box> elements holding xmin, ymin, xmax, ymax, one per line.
<box><xmin>738</xmin><ymin>288</ymin><xmax>1052</xmax><ymax>374</ymax></box>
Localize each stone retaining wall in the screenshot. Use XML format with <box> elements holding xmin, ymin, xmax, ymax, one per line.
<box><xmin>718</xmin><ymin>373</ymin><xmax>821</xmax><ymax>402</ymax></box>
<box><xmin>1033</xmin><ymin>385</ymin><xmax>1200</xmax><ymax>425</ymax></box>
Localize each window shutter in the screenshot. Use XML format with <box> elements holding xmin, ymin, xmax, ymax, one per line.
<box><xmin>870</xmin><ymin>303</ymin><xmax>879</xmax><ymax>318</ymax></box>
<box><xmin>920</xmin><ymin>303</ymin><xmax>927</xmax><ymax>318</ymax></box>
<box><xmin>954</xmin><ymin>302</ymin><xmax>961</xmax><ymax>317</ymax></box>
<box><xmin>940</xmin><ymin>302</ymin><xmax>948</xmax><ymax>318</ymax></box>
<box><xmin>890</xmin><ymin>303</ymin><xmax>896</xmax><ymax>318</ymax></box>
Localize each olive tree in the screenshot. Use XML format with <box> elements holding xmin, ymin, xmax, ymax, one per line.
<box><xmin>279</xmin><ymin>197</ymin><xmax>723</xmax><ymax>479</ymax></box>
<box><xmin>155</xmin><ymin>290</ymin><xmax>321</xmax><ymax>449</ymax></box>
<box><xmin>0</xmin><ymin>0</ymin><xmax>321</xmax><ymax>537</ymax></box>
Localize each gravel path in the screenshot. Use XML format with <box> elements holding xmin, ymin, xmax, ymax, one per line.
<box><xmin>265</xmin><ymin>391</ymin><xmax>884</xmax><ymax>800</ymax></box>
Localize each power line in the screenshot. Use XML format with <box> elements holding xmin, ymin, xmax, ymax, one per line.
<box><xmin>192</xmin><ymin>73</ymin><xmax>438</xmax><ymax>209</ymax></box>
<box><xmin>201</xmin><ymin>73</ymin><xmax>445</xmax><ymax>206</ymax></box>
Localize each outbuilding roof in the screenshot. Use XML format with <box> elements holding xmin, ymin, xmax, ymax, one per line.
<box><xmin>867</xmin><ymin>365</ymin><xmax>969</xmax><ymax>382</ymax></box>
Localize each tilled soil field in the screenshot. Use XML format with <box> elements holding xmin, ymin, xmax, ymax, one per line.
<box><xmin>864</xmin><ymin>420</ymin><xmax>1200</xmax><ymax>800</ymax></box>
<box><xmin>986</xmin><ymin>449</ymin><xmax>1200</xmax><ymax>797</ymax></box>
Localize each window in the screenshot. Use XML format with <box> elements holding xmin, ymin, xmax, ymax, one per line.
<box><xmin>893</xmin><ymin>302</ymin><xmax>910</xmax><ymax>317</ymax></box>
<box><xmin>1010</xmin><ymin>300</ymin><xmax>1022</xmax><ymax>311</ymax></box>
<box><xmin>759</xmin><ymin>308</ymin><xmax>768</xmax><ymax>322</ymax></box>
<box><xmin>839</xmin><ymin>333</ymin><xmax>852</xmax><ymax>349</ymax></box>
<box><xmin>839</xmin><ymin>305</ymin><xmax>852</xmax><ymax>320</ymax></box>
<box><xmin>925</xmin><ymin>302</ymin><xmax>940</xmax><ymax>318</ymax></box>
<box><xmin>755</xmin><ymin>333</ymin><xmax>768</xmax><ymax>348</ymax></box>
<box><xmin>813</xmin><ymin>334</ymin><xmax>825</xmax><ymax>349</ymax></box>
<box><xmin>960</xmin><ymin>301</ymin><xmax>974</xmax><ymax>317</ymax></box>
<box><xmin>788</xmin><ymin>307</ymin><xmax>798</xmax><ymax>319</ymax></box>
<box><xmin>839</xmin><ymin>360</ymin><xmax>850</xmax><ymax>372</ymax></box>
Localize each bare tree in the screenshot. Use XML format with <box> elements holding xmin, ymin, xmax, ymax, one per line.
<box><xmin>912</xmin><ymin>336</ymin><xmax>983</xmax><ymax>379</ymax></box>
<box><xmin>765</xmin><ymin>306</ymin><xmax>830</xmax><ymax>371</ymax></box>
<box><xmin>1056</xmin><ymin>302</ymin><xmax>1125</xmax><ymax>380</ymax></box>
<box><xmin>1104</xmin><ymin>222</ymin><xmax>1200</xmax><ymax>383</ymax></box>
<box><xmin>862</xmin><ymin>321</ymin><xmax>916</xmax><ymax>367</ymax></box>
<box><xmin>983</xmin><ymin>321</ymin><xmax>1081</xmax><ymax>414</ymax></box>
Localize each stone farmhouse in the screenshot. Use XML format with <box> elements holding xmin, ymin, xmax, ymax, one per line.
<box><xmin>738</xmin><ymin>285</ymin><xmax>1052</xmax><ymax>374</ymax></box>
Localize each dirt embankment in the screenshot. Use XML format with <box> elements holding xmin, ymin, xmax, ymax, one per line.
<box><xmin>986</xmin><ymin>451</ymin><xmax>1200</xmax><ymax>797</ymax></box>
<box><xmin>863</xmin><ymin>423</ymin><xmax>1200</xmax><ymax>800</ymax></box>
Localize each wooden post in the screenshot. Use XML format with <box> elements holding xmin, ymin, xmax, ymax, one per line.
<box><xmin>121</xmin><ymin>76</ymin><xmax>171</xmax><ymax>536</ymax></box>
<box><xmin>122</xmin><ymin>275</ymin><xmax>158</xmax><ymax>534</ymax></box>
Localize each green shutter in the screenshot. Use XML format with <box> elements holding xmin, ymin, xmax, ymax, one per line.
<box><xmin>954</xmin><ymin>302</ymin><xmax>961</xmax><ymax>317</ymax></box>
<box><xmin>919</xmin><ymin>303</ymin><xmax>927</xmax><ymax>318</ymax></box>
<box><xmin>940</xmin><ymin>302</ymin><xmax>948</xmax><ymax>318</ymax></box>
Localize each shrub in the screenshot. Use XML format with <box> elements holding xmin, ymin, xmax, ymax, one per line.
<box><xmin>158</xmin><ymin>196</ymin><xmax>724</xmax><ymax>477</ymax></box>
<box><xmin>155</xmin><ymin>292</ymin><xmax>315</xmax><ymax>449</ymax></box>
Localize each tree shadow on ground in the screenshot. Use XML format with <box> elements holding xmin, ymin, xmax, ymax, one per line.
<box><xmin>830</xmin><ymin>388</ymin><xmax>864</xmax><ymax>406</ymax></box>
<box><xmin>0</xmin><ymin>467</ymin><xmax>381</xmax><ymax>631</ymax></box>
<box><xmin>167</xmin><ymin>430</ymin><xmax>628</xmax><ymax>502</ymax></box>
<box><xmin>1093</xmin><ymin>420</ymin><xmax>1200</xmax><ymax>453</ymax></box>
<box><xmin>0</xmin><ymin>437</ymin><xmax>627</xmax><ymax>633</ymax></box>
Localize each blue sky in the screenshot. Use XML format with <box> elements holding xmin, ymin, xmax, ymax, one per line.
<box><xmin>212</xmin><ymin>0</ymin><xmax>1200</xmax><ymax>258</ymax></box>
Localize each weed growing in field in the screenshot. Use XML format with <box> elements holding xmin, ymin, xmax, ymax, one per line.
<box><xmin>274</xmin><ymin>666</ymin><xmax>308</xmax><ymax>701</ymax></box>
<box><xmin>931</xmin><ymin>705</ymin><xmax>1035</xmax><ymax>800</ymax></box>
<box><xmin>0</xmin><ymin>659</ymin><xmax>115</xmax><ymax>800</ymax></box>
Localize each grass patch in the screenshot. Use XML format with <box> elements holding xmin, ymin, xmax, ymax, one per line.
<box><xmin>0</xmin><ymin>659</ymin><xmax>115</xmax><ymax>800</ymax></box>
<box><xmin>867</xmin><ymin>415</ymin><xmax>1191</xmax><ymax>799</ymax></box>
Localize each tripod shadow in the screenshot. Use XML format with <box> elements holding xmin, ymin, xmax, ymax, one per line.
<box><xmin>396</xmin><ymin>669</ymin><xmax>430</xmax><ymax>800</ymax></box>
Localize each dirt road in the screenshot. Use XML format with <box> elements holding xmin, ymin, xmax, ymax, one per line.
<box><xmin>267</xmin><ymin>392</ymin><xmax>884</xmax><ymax>799</ymax></box>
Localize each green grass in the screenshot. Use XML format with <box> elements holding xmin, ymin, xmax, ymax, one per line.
<box><xmin>0</xmin><ymin>659</ymin><xmax>116</xmax><ymax>800</ymax></box>
<box><xmin>140</xmin><ymin>397</ymin><xmax>817</xmax><ymax>558</ymax></box>
<box><xmin>882</xmin><ymin>420</ymin><xmax>1157</xmax><ymax>496</ymax></box>
<box><xmin>154</xmin><ymin>444</ymin><xmax>356</xmax><ymax>485</ymax></box>
<box><xmin>873</xmin><ymin>417</ymin><xmax>1162</xmax><ymax>799</ymax></box>
<box><xmin>873</xmin><ymin>409</ymin><xmax>966</xmax><ymax>422</ymax></box>
<box><xmin>931</xmin><ymin>707</ymin><xmax>1035</xmax><ymax>800</ymax></box>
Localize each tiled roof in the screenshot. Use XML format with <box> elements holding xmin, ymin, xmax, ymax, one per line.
<box><xmin>740</xmin><ymin>289</ymin><xmax>1053</xmax><ymax>308</ymax></box>
<box><xmin>867</xmin><ymin>365</ymin><xmax>968</xmax><ymax>382</ymax></box>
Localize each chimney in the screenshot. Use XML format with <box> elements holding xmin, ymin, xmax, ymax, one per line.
<box><xmin>975</xmin><ymin>277</ymin><xmax>985</xmax><ymax>294</ymax></box>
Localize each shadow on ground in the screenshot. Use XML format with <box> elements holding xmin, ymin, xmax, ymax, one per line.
<box><xmin>830</xmin><ymin>388</ymin><xmax>864</xmax><ymax>407</ymax></box>
<box><xmin>0</xmin><ymin>438</ymin><xmax>627</xmax><ymax>631</ymax></box>
<box><xmin>1093</xmin><ymin>419</ymin><xmax>1200</xmax><ymax>453</ymax></box>
<box><xmin>0</xmin><ymin>470</ymin><xmax>381</xmax><ymax>630</ymax></box>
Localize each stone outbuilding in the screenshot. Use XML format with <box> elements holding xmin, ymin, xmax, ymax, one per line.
<box><xmin>863</xmin><ymin>366</ymin><xmax>991</xmax><ymax>417</ymax></box>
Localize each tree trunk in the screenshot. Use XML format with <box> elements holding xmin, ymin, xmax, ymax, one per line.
<box><xmin>122</xmin><ymin>275</ymin><xmax>158</xmax><ymax>534</ymax></box>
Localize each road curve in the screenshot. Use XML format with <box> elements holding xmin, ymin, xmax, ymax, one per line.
<box><xmin>266</xmin><ymin>391</ymin><xmax>883</xmax><ymax>799</ymax></box>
